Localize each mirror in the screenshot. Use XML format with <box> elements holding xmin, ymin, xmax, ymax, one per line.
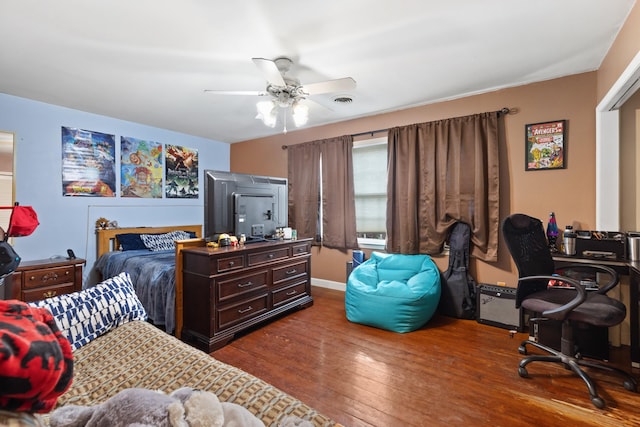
<box><xmin>0</xmin><ymin>130</ymin><xmax>15</xmax><ymax>232</ymax></box>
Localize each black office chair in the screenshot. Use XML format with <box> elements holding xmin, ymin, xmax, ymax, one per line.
<box><xmin>502</xmin><ymin>213</ymin><xmax>637</xmax><ymax>408</ymax></box>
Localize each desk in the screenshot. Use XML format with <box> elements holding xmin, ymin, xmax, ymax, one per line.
<box><xmin>629</xmin><ymin>263</ymin><xmax>640</xmax><ymax>368</ymax></box>
<box><xmin>553</xmin><ymin>254</ymin><xmax>640</xmax><ymax>367</ymax></box>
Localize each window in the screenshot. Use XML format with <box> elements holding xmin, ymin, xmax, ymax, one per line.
<box><xmin>352</xmin><ymin>137</ymin><xmax>387</xmax><ymax>247</ymax></box>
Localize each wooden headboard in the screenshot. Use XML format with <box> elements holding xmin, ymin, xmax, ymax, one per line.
<box><xmin>96</xmin><ymin>224</ymin><xmax>203</xmax><ymax>257</ymax></box>
<box><xmin>95</xmin><ymin>224</ymin><xmax>204</xmax><ymax>340</ymax></box>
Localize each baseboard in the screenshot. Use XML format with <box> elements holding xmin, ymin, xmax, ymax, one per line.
<box><xmin>311</xmin><ymin>278</ymin><xmax>346</xmax><ymax>292</ymax></box>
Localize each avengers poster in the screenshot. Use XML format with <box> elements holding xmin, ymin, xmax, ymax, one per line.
<box><xmin>525</xmin><ymin>120</ymin><xmax>566</xmax><ymax>171</ymax></box>
<box><xmin>62</xmin><ymin>127</ymin><xmax>116</xmax><ymax>196</ymax></box>
<box><xmin>121</xmin><ymin>136</ymin><xmax>163</xmax><ymax>198</ymax></box>
<box><xmin>165</xmin><ymin>145</ymin><xmax>198</xmax><ymax>198</ymax></box>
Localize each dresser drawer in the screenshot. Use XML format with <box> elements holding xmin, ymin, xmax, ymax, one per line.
<box><xmin>217</xmin><ymin>270</ymin><xmax>268</xmax><ymax>302</ymax></box>
<box><xmin>217</xmin><ymin>255</ymin><xmax>245</xmax><ymax>273</ymax></box>
<box><xmin>272</xmin><ymin>260</ymin><xmax>308</xmax><ymax>285</ymax></box>
<box><xmin>272</xmin><ymin>281</ymin><xmax>308</xmax><ymax>307</ymax></box>
<box><xmin>248</xmin><ymin>247</ymin><xmax>290</xmax><ymax>266</ymax></box>
<box><xmin>291</xmin><ymin>241</ymin><xmax>311</xmax><ymax>256</ymax></box>
<box><xmin>23</xmin><ymin>266</ymin><xmax>76</xmax><ymax>289</ymax></box>
<box><xmin>217</xmin><ymin>293</ymin><xmax>268</xmax><ymax>330</ymax></box>
<box><xmin>22</xmin><ymin>283</ymin><xmax>77</xmax><ymax>302</ymax></box>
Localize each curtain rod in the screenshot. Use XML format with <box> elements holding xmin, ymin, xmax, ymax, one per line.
<box><xmin>281</xmin><ymin>107</ymin><xmax>511</xmax><ymax>149</ymax></box>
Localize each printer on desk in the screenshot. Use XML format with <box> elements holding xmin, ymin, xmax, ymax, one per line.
<box><xmin>574</xmin><ymin>230</ymin><xmax>626</xmax><ymax>260</ymax></box>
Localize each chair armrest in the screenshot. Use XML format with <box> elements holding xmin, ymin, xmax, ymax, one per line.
<box><xmin>519</xmin><ymin>275</ymin><xmax>586</xmax><ymax>320</ymax></box>
<box><xmin>554</xmin><ymin>263</ymin><xmax>619</xmax><ymax>294</ymax></box>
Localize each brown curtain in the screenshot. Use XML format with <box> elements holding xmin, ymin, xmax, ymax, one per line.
<box><xmin>287</xmin><ymin>136</ymin><xmax>358</xmax><ymax>249</ymax></box>
<box><xmin>288</xmin><ymin>141</ymin><xmax>321</xmax><ymax>241</ymax></box>
<box><xmin>386</xmin><ymin>111</ymin><xmax>500</xmax><ymax>261</ymax></box>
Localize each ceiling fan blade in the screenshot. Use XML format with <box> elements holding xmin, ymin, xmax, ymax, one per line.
<box><xmin>252</xmin><ymin>58</ymin><xmax>286</xmax><ymax>87</ymax></box>
<box><xmin>301</xmin><ymin>77</ymin><xmax>356</xmax><ymax>96</ymax></box>
<box><xmin>203</xmin><ymin>90</ymin><xmax>269</xmax><ymax>96</ymax></box>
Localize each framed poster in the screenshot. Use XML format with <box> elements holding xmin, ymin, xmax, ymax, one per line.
<box><xmin>62</xmin><ymin>126</ymin><xmax>116</xmax><ymax>196</ymax></box>
<box><xmin>121</xmin><ymin>136</ymin><xmax>163</xmax><ymax>198</ymax></box>
<box><xmin>165</xmin><ymin>145</ymin><xmax>198</xmax><ymax>198</ymax></box>
<box><xmin>525</xmin><ymin>120</ymin><xmax>566</xmax><ymax>171</ymax></box>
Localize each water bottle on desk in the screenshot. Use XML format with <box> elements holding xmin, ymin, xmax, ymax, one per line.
<box><xmin>563</xmin><ymin>225</ymin><xmax>577</xmax><ymax>256</ymax></box>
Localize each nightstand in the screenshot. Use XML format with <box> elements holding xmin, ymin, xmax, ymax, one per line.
<box><xmin>4</xmin><ymin>258</ymin><xmax>85</xmax><ymax>302</ymax></box>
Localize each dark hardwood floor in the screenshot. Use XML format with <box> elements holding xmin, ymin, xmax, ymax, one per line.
<box><xmin>212</xmin><ymin>286</ymin><xmax>640</xmax><ymax>427</ymax></box>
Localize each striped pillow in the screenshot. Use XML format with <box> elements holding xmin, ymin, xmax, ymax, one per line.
<box><xmin>29</xmin><ymin>272</ymin><xmax>147</xmax><ymax>350</ymax></box>
<box><xmin>140</xmin><ymin>230</ymin><xmax>194</xmax><ymax>251</ymax></box>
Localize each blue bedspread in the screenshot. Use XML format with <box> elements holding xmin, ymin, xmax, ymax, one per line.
<box><xmin>94</xmin><ymin>250</ymin><xmax>176</xmax><ymax>334</ymax></box>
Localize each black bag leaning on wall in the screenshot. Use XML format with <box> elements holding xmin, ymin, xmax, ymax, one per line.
<box><xmin>438</xmin><ymin>222</ymin><xmax>477</xmax><ymax>319</ymax></box>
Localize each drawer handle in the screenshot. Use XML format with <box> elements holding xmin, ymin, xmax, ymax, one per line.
<box><xmin>268</xmin><ymin>253</ymin><xmax>274</xmax><ymax>259</ymax></box>
<box><xmin>238</xmin><ymin>306</ymin><xmax>253</xmax><ymax>314</ymax></box>
<box><xmin>32</xmin><ymin>273</ymin><xmax>59</xmax><ymax>282</ymax></box>
<box><xmin>286</xmin><ymin>269</ymin><xmax>297</xmax><ymax>275</ymax></box>
<box><xmin>286</xmin><ymin>290</ymin><xmax>297</xmax><ymax>296</ymax></box>
<box><xmin>229</xmin><ymin>261</ymin><xmax>235</xmax><ymax>266</ymax></box>
<box><xmin>237</xmin><ymin>281</ymin><xmax>253</xmax><ymax>288</ymax></box>
<box><xmin>42</xmin><ymin>290</ymin><xmax>57</xmax><ymax>298</ymax></box>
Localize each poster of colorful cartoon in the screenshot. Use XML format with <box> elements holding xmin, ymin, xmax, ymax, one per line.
<box><xmin>62</xmin><ymin>126</ymin><xmax>116</xmax><ymax>196</ymax></box>
<box><xmin>121</xmin><ymin>136</ymin><xmax>163</xmax><ymax>198</ymax></box>
<box><xmin>165</xmin><ymin>145</ymin><xmax>198</xmax><ymax>198</ymax></box>
<box><xmin>525</xmin><ymin>120</ymin><xmax>566</xmax><ymax>171</ymax></box>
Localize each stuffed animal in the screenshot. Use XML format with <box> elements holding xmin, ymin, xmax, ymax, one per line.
<box><xmin>49</xmin><ymin>387</ymin><xmax>265</xmax><ymax>427</ymax></box>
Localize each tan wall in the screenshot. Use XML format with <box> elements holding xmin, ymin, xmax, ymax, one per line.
<box><xmin>231</xmin><ymin>72</ymin><xmax>598</xmax><ymax>287</ymax></box>
<box><xmin>620</xmin><ymin>89</ymin><xmax>640</xmax><ymax>231</ymax></box>
<box><xmin>597</xmin><ymin>1</ymin><xmax>640</xmax><ymax>103</ymax></box>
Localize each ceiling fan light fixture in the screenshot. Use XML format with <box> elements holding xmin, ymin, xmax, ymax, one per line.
<box><xmin>256</xmin><ymin>100</ymin><xmax>277</xmax><ymax>128</ymax></box>
<box><xmin>292</xmin><ymin>103</ymin><xmax>309</xmax><ymax>127</ymax></box>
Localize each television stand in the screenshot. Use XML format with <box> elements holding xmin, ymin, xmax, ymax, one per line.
<box><xmin>181</xmin><ymin>238</ymin><xmax>313</xmax><ymax>352</ymax></box>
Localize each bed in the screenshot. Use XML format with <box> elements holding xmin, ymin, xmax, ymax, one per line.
<box><xmin>94</xmin><ymin>224</ymin><xmax>205</xmax><ymax>338</ymax></box>
<box><xmin>29</xmin><ymin>273</ymin><xmax>339</xmax><ymax>427</ymax></box>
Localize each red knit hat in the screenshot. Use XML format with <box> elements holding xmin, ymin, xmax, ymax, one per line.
<box><xmin>0</xmin><ymin>300</ymin><xmax>73</xmax><ymax>413</ymax></box>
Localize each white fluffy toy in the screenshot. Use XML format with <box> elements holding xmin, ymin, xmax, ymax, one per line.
<box><xmin>49</xmin><ymin>387</ymin><xmax>265</xmax><ymax>427</ymax></box>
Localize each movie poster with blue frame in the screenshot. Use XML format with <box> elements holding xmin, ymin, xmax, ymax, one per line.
<box><xmin>165</xmin><ymin>144</ymin><xmax>198</xmax><ymax>198</ymax></box>
<box><xmin>62</xmin><ymin>126</ymin><xmax>116</xmax><ymax>196</ymax></box>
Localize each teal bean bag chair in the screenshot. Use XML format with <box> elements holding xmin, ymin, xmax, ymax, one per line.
<box><xmin>345</xmin><ymin>252</ymin><xmax>441</xmax><ymax>332</ymax></box>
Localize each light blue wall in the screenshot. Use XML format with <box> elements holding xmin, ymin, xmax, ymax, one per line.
<box><xmin>0</xmin><ymin>93</ymin><xmax>230</xmax><ymax>284</ymax></box>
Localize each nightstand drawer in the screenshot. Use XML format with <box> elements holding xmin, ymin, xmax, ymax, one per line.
<box><xmin>22</xmin><ymin>283</ymin><xmax>77</xmax><ymax>302</ymax></box>
<box><xmin>23</xmin><ymin>266</ymin><xmax>75</xmax><ymax>289</ymax></box>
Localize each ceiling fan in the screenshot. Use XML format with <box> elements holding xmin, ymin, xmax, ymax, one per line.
<box><xmin>204</xmin><ymin>57</ymin><xmax>356</xmax><ymax>131</ymax></box>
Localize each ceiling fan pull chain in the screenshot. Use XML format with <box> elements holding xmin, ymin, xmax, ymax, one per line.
<box><xmin>283</xmin><ymin>109</ymin><xmax>288</xmax><ymax>134</ymax></box>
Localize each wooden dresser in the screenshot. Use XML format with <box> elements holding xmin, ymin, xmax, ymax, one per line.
<box><xmin>181</xmin><ymin>238</ymin><xmax>313</xmax><ymax>352</ymax></box>
<box><xmin>4</xmin><ymin>258</ymin><xmax>85</xmax><ymax>302</ymax></box>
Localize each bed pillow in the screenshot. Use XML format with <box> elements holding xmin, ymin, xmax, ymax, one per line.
<box><xmin>141</xmin><ymin>230</ymin><xmax>195</xmax><ymax>251</ymax></box>
<box><xmin>29</xmin><ymin>272</ymin><xmax>147</xmax><ymax>351</ymax></box>
<box><xmin>116</xmin><ymin>233</ymin><xmax>149</xmax><ymax>251</ymax></box>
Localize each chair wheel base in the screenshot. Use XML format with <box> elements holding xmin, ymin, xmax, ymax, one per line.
<box><xmin>591</xmin><ymin>396</ymin><xmax>605</xmax><ymax>409</ymax></box>
<box><xmin>623</xmin><ymin>379</ymin><xmax>637</xmax><ymax>392</ymax></box>
<box><xmin>518</xmin><ymin>366</ymin><xmax>528</xmax><ymax>378</ymax></box>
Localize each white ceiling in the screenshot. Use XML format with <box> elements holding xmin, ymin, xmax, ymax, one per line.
<box><xmin>0</xmin><ymin>0</ymin><xmax>635</xmax><ymax>143</ymax></box>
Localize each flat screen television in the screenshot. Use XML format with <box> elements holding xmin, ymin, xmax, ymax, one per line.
<box><xmin>204</xmin><ymin>170</ymin><xmax>288</xmax><ymax>242</ymax></box>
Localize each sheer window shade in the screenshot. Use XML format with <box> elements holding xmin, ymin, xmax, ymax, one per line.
<box><xmin>353</xmin><ymin>138</ymin><xmax>387</xmax><ymax>241</ymax></box>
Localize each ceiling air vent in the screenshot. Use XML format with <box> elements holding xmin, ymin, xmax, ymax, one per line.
<box><xmin>333</xmin><ymin>96</ymin><xmax>353</xmax><ymax>104</ymax></box>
